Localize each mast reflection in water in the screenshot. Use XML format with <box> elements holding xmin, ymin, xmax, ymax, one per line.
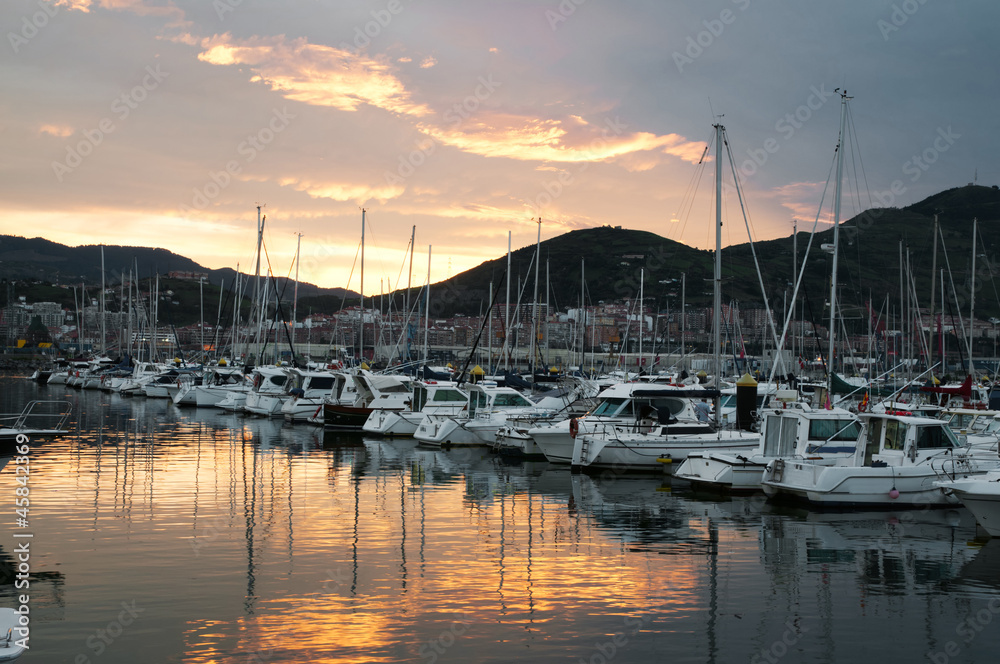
<box><xmin>1</xmin><ymin>377</ymin><xmax>998</xmax><ymax>663</ymax></box>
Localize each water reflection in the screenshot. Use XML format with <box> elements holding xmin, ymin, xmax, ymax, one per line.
<box><xmin>2</xmin><ymin>378</ymin><xmax>1000</xmax><ymax>662</ymax></box>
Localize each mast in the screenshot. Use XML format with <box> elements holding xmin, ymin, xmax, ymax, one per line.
<box><xmin>423</xmin><ymin>246</ymin><xmax>431</xmax><ymax>366</ymax></box>
<box><xmin>713</xmin><ymin>122</ymin><xmax>723</xmax><ymax>426</ymax></box>
<box><xmin>929</xmin><ymin>214</ymin><xmax>938</xmax><ymax>371</ymax></box>
<box><xmin>969</xmin><ymin>217</ymin><xmax>978</xmax><ymax>375</ymax></box>
<box><xmin>253</xmin><ymin>205</ymin><xmax>264</xmax><ymax>364</ymax></box>
<box><xmin>292</xmin><ymin>232</ymin><xmax>303</xmax><ymax>356</ymax></box>
<box><xmin>505</xmin><ymin>231</ymin><xmax>511</xmax><ymax>371</ymax></box>
<box><xmin>792</xmin><ymin>220</ymin><xmax>797</xmax><ymax>367</ymax></box>
<box><xmin>407</xmin><ymin>225</ymin><xmax>415</xmax><ymax>362</ymax></box>
<box><xmin>580</xmin><ymin>258</ymin><xmax>585</xmax><ymax>370</ymax></box>
<box><xmin>826</xmin><ymin>90</ymin><xmax>849</xmax><ymax>398</ymax></box>
<box><xmin>638</xmin><ymin>268</ymin><xmax>644</xmax><ymax>375</ymax></box>
<box><xmin>100</xmin><ymin>245</ymin><xmax>106</xmax><ymax>356</ymax></box>
<box><xmin>199</xmin><ymin>276</ymin><xmax>205</xmax><ymax>364</ymax></box>
<box><xmin>360</xmin><ymin>208</ymin><xmax>366</xmax><ymax>365</ymax></box>
<box><xmin>529</xmin><ymin>218</ymin><xmax>541</xmax><ymax>374</ymax></box>
<box><xmin>681</xmin><ymin>271</ymin><xmax>686</xmax><ymax>371</ymax></box>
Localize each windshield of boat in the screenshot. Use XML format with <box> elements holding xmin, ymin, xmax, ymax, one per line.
<box><xmin>984</xmin><ymin>418</ymin><xmax>1000</xmax><ymax>435</ymax></box>
<box><xmin>591</xmin><ymin>397</ymin><xmax>628</xmax><ymax>417</ymax></box>
<box><xmin>808</xmin><ymin>418</ymin><xmax>862</xmax><ymax>441</ymax></box>
<box><xmin>915</xmin><ymin>424</ymin><xmax>964</xmax><ymax>450</ymax></box>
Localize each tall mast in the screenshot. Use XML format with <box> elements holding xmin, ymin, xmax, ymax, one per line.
<box><xmin>792</xmin><ymin>220</ymin><xmax>797</xmax><ymax>366</ymax></box>
<box><xmin>253</xmin><ymin>205</ymin><xmax>263</xmax><ymax>363</ymax></box>
<box><xmin>929</xmin><ymin>214</ymin><xmax>938</xmax><ymax>371</ymax></box>
<box><xmin>681</xmin><ymin>271</ymin><xmax>686</xmax><ymax>371</ymax></box>
<box><xmin>292</xmin><ymin>232</ymin><xmax>303</xmax><ymax>357</ymax></box>
<box><xmin>100</xmin><ymin>245</ymin><xmax>106</xmax><ymax>356</ymax></box>
<box><xmin>529</xmin><ymin>218</ymin><xmax>541</xmax><ymax>374</ymax></box>
<box><xmin>969</xmin><ymin>217</ymin><xmax>978</xmax><ymax>375</ymax></box>
<box><xmin>505</xmin><ymin>231</ymin><xmax>511</xmax><ymax>370</ymax></box>
<box><xmin>580</xmin><ymin>258</ymin><xmax>585</xmax><ymax>369</ymax></box>
<box><xmin>360</xmin><ymin>208</ymin><xmax>366</xmax><ymax>365</ymax></box>
<box><xmin>713</xmin><ymin>122</ymin><xmax>723</xmax><ymax>426</ymax></box>
<box><xmin>406</xmin><ymin>225</ymin><xmax>415</xmax><ymax>362</ymax></box>
<box><xmin>826</xmin><ymin>90</ymin><xmax>849</xmax><ymax>398</ymax></box>
<box><xmin>638</xmin><ymin>268</ymin><xmax>644</xmax><ymax>374</ymax></box>
<box><xmin>423</xmin><ymin>246</ymin><xmax>431</xmax><ymax>366</ymax></box>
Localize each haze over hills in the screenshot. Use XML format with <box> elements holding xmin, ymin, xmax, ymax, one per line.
<box><xmin>3</xmin><ymin>184</ymin><xmax>1000</xmax><ymax>327</ymax></box>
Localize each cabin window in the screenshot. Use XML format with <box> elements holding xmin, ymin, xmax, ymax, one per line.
<box><xmin>494</xmin><ymin>393</ymin><xmax>531</xmax><ymax>407</ymax></box>
<box><xmin>269</xmin><ymin>376</ymin><xmax>287</xmax><ymax>387</ymax></box>
<box><xmin>763</xmin><ymin>415</ymin><xmax>796</xmax><ymax>457</ymax></box>
<box><xmin>948</xmin><ymin>414</ymin><xmax>973</xmax><ymax>429</ymax></box>
<box><xmin>915</xmin><ymin>425</ymin><xmax>960</xmax><ymax>450</ymax></box>
<box><xmin>431</xmin><ymin>389</ymin><xmax>467</xmax><ymax>403</ymax></box>
<box><xmin>381</xmin><ymin>384</ymin><xmax>412</xmax><ymax>394</ymax></box>
<box><xmin>591</xmin><ymin>398</ymin><xmax>627</xmax><ymax>417</ymax></box>
<box><xmin>720</xmin><ymin>395</ymin><xmax>736</xmax><ymax>408</ymax></box>
<box><xmin>308</xmin><ymin>376</ymin><xmax>336</xmax><ymax>390</ymax></box>
<box><xmin>808</xmin><ymin>419</ymin><xmax>862</xmax><ymax>441</ymax></box>
<box><xmin>652</xmin><ymin>398</ymin><xmax>686</xmax><ymax>416</ymax></box>
<box><xmin>883</xmin><ymin>420</ymin><xmax>906</xmax><ymax>451</ymax></box>
<box><xmin>413</xmin><ymin>386</ymin><xmax>428</xmax><ymax>412</ymax></box>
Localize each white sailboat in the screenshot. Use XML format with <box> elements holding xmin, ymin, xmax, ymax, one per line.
<box><xmin>561</xmin><ymin>121</ymin><xmax>760</xmax><ymax>472</ymax></box>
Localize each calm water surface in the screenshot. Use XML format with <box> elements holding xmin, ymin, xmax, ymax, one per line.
<box><xmin>2</xmin><ymin>376</ymin><xmax>1000</xmax><ymax>663</ymax></box>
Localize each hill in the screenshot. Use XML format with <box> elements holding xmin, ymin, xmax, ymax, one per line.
<box><xmin>0</xmin><ymin>235</ymin><xmax>358</xmax><ymax>325</ymax></box>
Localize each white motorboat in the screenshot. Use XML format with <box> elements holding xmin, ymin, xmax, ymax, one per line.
<box><xmin>938</xmin><ymin>469</ymin><xmax>1000</xmax><ymax>535</ymax></box>
<box><xmin>279</xmin><ymin>368</ymin><xmax>340</xmax><ymax>422</ymax></box>
<box><xmin>242</xmin><ymin>366</ymin><xmax>291</xmax><ymax>416</ymax></box>
<box><xmin>761</xmin><ymin>412</ymin><xmax>1000</xmax><ymax>506</ymax></box>
<box><xmin>363</xmin><ymin>381</ymin><xmax>469</xmax><ymax>437</ymax></box>
<box><xmin>674</xmin><ymin>403</ymin><xmax>862</xmax><ymax>492</ymax></box>
<box><xmin>414</xmin><ymin>383</ymin><xmax>544</xmax><ymax>447</ymax></box>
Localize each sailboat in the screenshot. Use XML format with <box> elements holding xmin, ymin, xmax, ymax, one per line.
<box><xmin>759</xmin><ymin>92</ymin><xmax>1000</xmax><ymax>506</ymax></box>
<box><xmin>560</xmin><ymin>122</ymin><xmax>760</xmax><ymax>472</ymax></box>
<box><xmin>675</xmin><ymin>91</ymin><xmax>864</xmax><ymax>491</ymax></box>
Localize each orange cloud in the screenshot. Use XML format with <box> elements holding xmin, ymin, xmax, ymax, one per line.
<box><xmin>197</xmin><ymin>35</ymin><xmax>432</xmax><ymax>117</ymax></box>
<box><xmin>38</xmin><ymin>124</ymin><xmax>74</xmax><ymax>138</ymax></box>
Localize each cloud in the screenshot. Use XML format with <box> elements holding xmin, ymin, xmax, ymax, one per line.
<box><xmin>38</xmin><ymin>124</ymin><xmax>74</xmax><ymax>138</ymax></box>
<box><xmin>277</xmin><ymin>177</ymin><xmax>404</xmax><ymax>204</ymax></box>
<box><xmin>419</xmin><ymin>56</ymin><xmax>437</xmax><ymax>69</ymax></box>
<box><xmin>419</xmin><ymin>113</ymin><xmax>705</xmax><ymax>165</ymax></box>
<box><xmin>197</xmin><ymin>34</ymin><xmax>432</xmax><ymax>117</ymax></box>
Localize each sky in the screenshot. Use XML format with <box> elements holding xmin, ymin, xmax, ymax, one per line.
<box><xmin>2</xmin><ymin>0</ymin><xmax>997</xmax><ymax>295</ymax></box>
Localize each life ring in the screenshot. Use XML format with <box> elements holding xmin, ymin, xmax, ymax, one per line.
<box><xmin>857</xmin><ymin>401</ymin><xmax>866</xmax><ymax>413</ymax></box>
<box><xmin>569</xmin><ymin>418</ymin><xmax>580</xmax><ymax>439</ymax></box>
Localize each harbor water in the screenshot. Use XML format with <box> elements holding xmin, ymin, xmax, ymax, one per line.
<box><xmin>2</xmin><ymin>376</ymin><xmax>1000</xmax><ymax>663</ymax></box>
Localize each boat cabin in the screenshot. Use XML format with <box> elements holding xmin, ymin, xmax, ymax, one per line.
<box><xmin>858</xmin><ymin>413</ymin><xmax>965</xmax><ymax>467</ymax></box>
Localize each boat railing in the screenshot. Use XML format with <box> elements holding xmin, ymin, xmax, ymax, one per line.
<box><xmin>1</xmin><ymin>400</ymin><xmax>73</xmax><ymax>433</ymax></box>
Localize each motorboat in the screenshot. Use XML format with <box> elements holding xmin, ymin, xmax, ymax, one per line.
<box><xmin>674</xmin><ymin>402</ymin><xmax>862</xmax><ymax>492</ymax></box>
<box><xmin>761</xmin><ymin>412</ymin><xmax>1000</xmax><ymax>506</ymax></box>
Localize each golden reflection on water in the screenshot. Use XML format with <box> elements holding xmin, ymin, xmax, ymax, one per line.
<box><xmin>3</xmin><ymin>381</ymin><xmax>999</xmax><ymax>663</ymax></box>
